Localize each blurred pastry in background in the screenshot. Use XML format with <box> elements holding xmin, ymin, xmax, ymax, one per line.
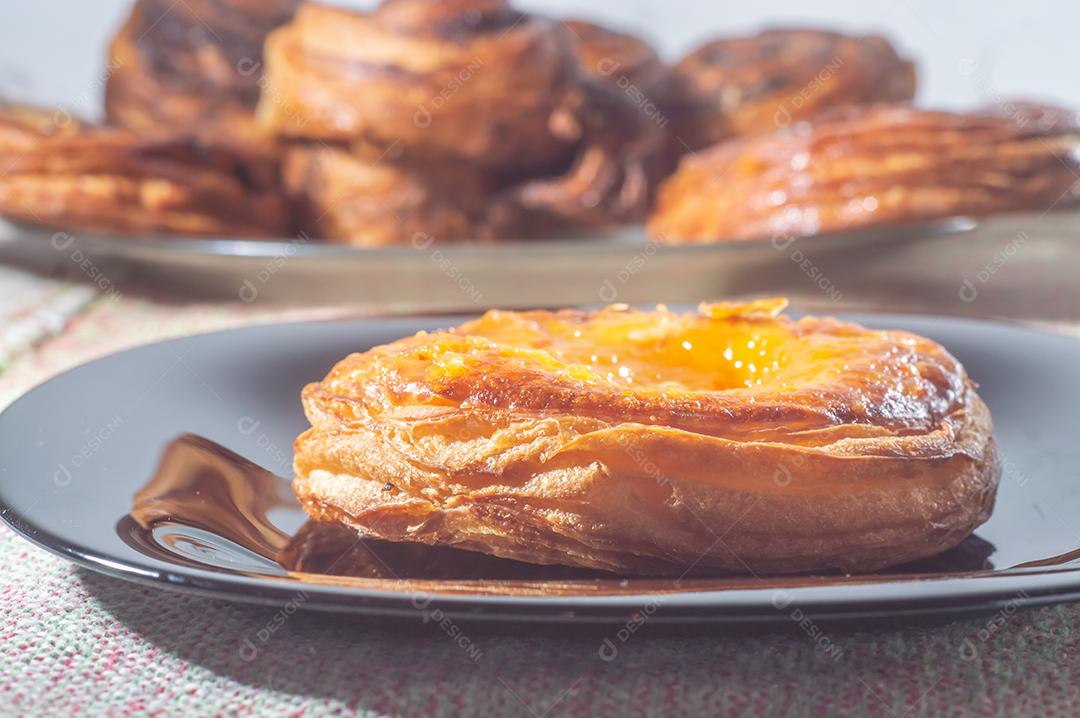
<box><xmin>648</xmin><ymin>103</ymin><xmax>1080</xmax><ymax>243</ymax></box>
<box><xmin>283</xmin><ymin>141</ymin><xmax>493</xmax><ymax>246</ymax></box>
<box><xmin>485</xmin><ymin>77</ymin><xmax>667</xmax><ymax>237</ymax></box>
<box><xmin>562</xmin><ymin>19</ymin><xmax>670</xmax><ymax>109</ymax></box>
<box><xmin>498</xmin><ymin>14</ymin><xmax>670</xmax><ymax>233</ymax></box>
<box><xmin>0</xmin><ymin>103</ymin><xmax>288</xmax><ymax>237</ymax></box>
<box><xmin>261</xmin><ymin>0</ymin><xmax>669</xmax><ymax>242</ymax></box>
<box><xmin>14</xmin><ymin>0</ymin><xmax>1072</xmax><ymax>247</ymax></box>
<box><xmin>665</xmin><ymin>28</ymin><xmax>916</xmax><ymax>153</ymax></box>
<box><xmin>258</xmin><ymin>0</ymin><xmax>579</xmax><ymax>175</ymax></box>
<box><xmin>106</xmin><ymin>0</ymin><xmax>299</xmax><ymax>146</ymax></box>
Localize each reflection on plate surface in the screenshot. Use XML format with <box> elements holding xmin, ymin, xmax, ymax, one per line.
<box><xmin>120</xmin><ymin>433</ymin><xmax>1073</xmax><ymax>598</ymax></box>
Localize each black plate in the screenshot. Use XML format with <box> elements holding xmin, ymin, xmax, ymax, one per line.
<box><xmin>2</xmin><ymin>311</ymin><xmax>1080</xmax><ymax>625</ymax></box>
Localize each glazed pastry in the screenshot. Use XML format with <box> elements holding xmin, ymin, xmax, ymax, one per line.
<box><xmin>106</xmin><ymin>0</ymin><xmax>299</xmax><ymax>147</ymax></box>
<box><xmin>283</xmin><ymin>142</ymin><xmax>493</xmax><ymax>245</ymax></box>
<box><xmin>666</xmin><ymin>29</ymin><xmax>915</xmax><ymax>152</ymax></box>
<box><xmin>648</xmin><ymin>103</ymin><xmax>1080</xmax><ymax>243</ymax></box>
<box><xmin>0</xmin><ymin>103</ymin><xmax>288</xmax><ymax>237</ymax></box>
<box><xmin>257</xmin><ymin>0</ymin><xmax>579</xmax><ymax>175</ymax></box>
<box><xmin>293</xmin><ymin>298</ymin><xmax>999</xmax><ymax>576</ymax></box>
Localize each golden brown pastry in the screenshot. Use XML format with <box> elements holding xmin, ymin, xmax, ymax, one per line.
<box><xmin>0</xmin><ymin>103</ymin><xmax>288</xmax><ymax>237</ymax></box>
<box><xmin>283</xmin><ymin>142</ymin><xmax>493</xmax><ymax>245</ymax></box>
<box><xmin>666</xmin><ymin>28</ymin><xmax>915</xmax><ymax>152</ymax></box>
<box><xmin>106</xmin><ymin>0</ymin><xmax>299</xmax><ymax>146</ymax></box>
<box><xmin>259</xmin><ymin>1</ymin><xmax>668</xmax><ymax>240</ymax></box>
<box><xmin>258</xmin><ymin>0</ymin><xmax>578</xmax><ymax>175</ymax></box>
<box><xmin>293</xmin><ymin>298</ymin><xmax>999</xmax><ymax>576</ymax></box>
<box><xmin>649</xmin><ymin>103</ymin><xmax>1080</xmax><ymax>243</ymax></box>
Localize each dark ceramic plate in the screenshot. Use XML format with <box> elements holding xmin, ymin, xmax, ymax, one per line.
<box><xmin>1</xmin><ymin>311</ymin><xmax>1079</xmax><ymax>625</ymax></box>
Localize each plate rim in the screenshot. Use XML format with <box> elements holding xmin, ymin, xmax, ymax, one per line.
<box><xmin>0</xmin><ymin>216</ymin><xmax>977</xmax><ymax>261</ymax></box>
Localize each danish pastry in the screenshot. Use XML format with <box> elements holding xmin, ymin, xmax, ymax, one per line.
<box><xmin>666</xmin><ymin>29</ymin><xmax>915</xmax><ymax>152</ymax></box>
<box><xmin>293</xmin><ymin>298</ymin><xmax>999</xmax><ymax>575</ymax></box>
<box><xmin>257</xmin><ymin>0</ymin><xmax>578</xmax><ymax>175</ymax></box>
<box><xmin>649</xmin><ymin>103</ymin><xmax>1080</xmax><ymax>243</ymax></box>
<box><xmin>106</xmin><ymin>0</ymin><xmax>299</xmax><ymax>147</ymax></box>
<box><xmin>0</xmin><ymin>103</ymin><xmax>288</xmax><ymax>237</ymax></box>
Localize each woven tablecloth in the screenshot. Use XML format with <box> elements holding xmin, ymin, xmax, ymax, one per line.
<box><xmin>2</xmin><ymin>265</ymin><xmax>1079</xmax><ymax>717</ymax></box>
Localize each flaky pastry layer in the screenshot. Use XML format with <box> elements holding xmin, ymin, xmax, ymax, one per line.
<box><xmin>0</xmin><ymin>103</ymin><xmax>288</xmax><ymax>237</ymax></box>
<box><xmin>650</xmin><ymin>103</ymin><xmax>1080</xmax><ymax>243</ymax></box>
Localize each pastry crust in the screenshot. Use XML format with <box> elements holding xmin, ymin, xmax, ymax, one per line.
<box><xmin>649</xmin><ymin>103</ymin><xmax>1080</xmax><ymax>243</ymax></box>
<box><xmin>0</xmin><ymin>103</ymin><xmax>288</xmax><ymax>237</ymax></box>
<box><xmin>294</xmin><ymin>298</ymin><xmax>1000</xmax><ymax>575</ymax></box>
<box><xmin>667</xmin><ymin>28</ymin><xmax>915</xmax><ymax>151</ymax></box>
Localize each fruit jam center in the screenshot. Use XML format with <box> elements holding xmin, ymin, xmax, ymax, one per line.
<box><xmin>463</xmin><ymin>310</ymin><xmax>795</xmax><ymax>391</ymax></box>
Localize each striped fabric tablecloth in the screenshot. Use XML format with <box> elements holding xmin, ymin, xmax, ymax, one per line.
<box><xmin>1</xmin><ymin>265</ymin><xmax>1079</xmax><ymax>717</ymax></box>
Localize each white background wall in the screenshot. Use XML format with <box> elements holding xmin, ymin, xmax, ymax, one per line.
<box><xmin>0</xmin><ymin>1</ymin><xmax>1074</xmax><ymax>120</ymax></box>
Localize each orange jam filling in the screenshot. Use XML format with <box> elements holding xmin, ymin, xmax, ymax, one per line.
<box><xmin>408</xmin><ymin>297</ymin><xmax>857</xmax><ymax>396</ymax></box>
<box><xmin>334</xmin><ymin>298</ymin><xmax>963</xmax><ymax>438</ymax></box>
<box><xmin>462</xmin><ymin>311</ymin><xmax>789</xmax><ymax>391</ymax></box>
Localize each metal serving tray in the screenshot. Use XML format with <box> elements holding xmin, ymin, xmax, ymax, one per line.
<box><xmin>0</xmin><ymin>212</ymin><xmax>1074</xmax><ymax>320</ymax></box>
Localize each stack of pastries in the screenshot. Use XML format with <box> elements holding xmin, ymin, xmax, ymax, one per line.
<box><xmin>0</xmin><ymin>0</ymin><xmax>295</xmax><ymax>238</ymax></box>
<box><xmin>0</xmin><ymin>0</ymin><xmax>1074</xmax><ymax>243</ymax></box>
<box><xmin>260</xmin><ymin>0</ymin><xmax>667</xmax><ymax>244</ymax></box>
